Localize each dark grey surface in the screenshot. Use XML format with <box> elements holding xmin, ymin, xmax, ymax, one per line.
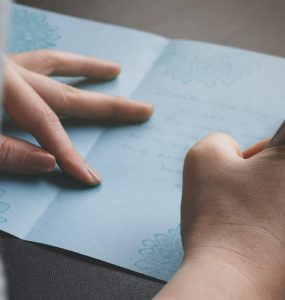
<box><xmin>1</xmin><ymin>232</ymin><xmax>162</xmax><ymax>300</ymax></box>
<box><xmin>3</xmin><ymin>0</ymin><xmax>285</xmax><ymax>299</ymax></box>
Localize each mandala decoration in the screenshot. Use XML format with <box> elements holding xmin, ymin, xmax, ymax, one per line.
<box><xmin>135</xmin><ymin>224</ymin><xmax>183</xmax><ymax>281</ymax></box>
<box><xmin>155</xmin><ymin>44</ymin><xmax>260</xmax><ymax>86</ymax></box>
<box><xmin>0</xmin><ymin>189</ymin><xmax>9</xmax><ymax>224</ymax></box>
<box><xmin>8</xmin><ymin>7</ymin><xmax>60</xmax><ymax>53</ymax></box>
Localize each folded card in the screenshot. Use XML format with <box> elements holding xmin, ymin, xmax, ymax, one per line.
<box><xmin>1</xmin><ymin>4</ymin><xmax>284</xmax><ymax>281</ymax></box>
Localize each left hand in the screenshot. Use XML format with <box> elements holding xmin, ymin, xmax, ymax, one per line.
<box><xmin>2</xmin><ymin>50</ymin><xmax>153</xmax><ymax>185</ymax></box>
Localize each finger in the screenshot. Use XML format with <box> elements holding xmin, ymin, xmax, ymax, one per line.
<box><xmin>243</xmin><ymin>138</ymin><xmax>270</xmax><ymax>159</ymax></box>
<box><xmin>4</xmin><ymin>62</ymin><xmax>101</xmax><ymax>185</ymax></box>
<box><xmin>0</xmin><ymin>135</ymin><xmax>56</xmax><ymax>174</ymax></box>
<box><xmin>13</xmin><ymin>64</ymin><xmax>154</xmax><ymax>123</ymax></box>
<box><xmin>9</xmin><ymin>50</ymin><xmax>121</xmax><ymax>80</ymax></box>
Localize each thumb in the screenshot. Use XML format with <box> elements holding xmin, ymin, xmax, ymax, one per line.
<box><xmin>0</xmin><ymin>135</ymin><xmax>56</xmax><ymax>174</ymax></box>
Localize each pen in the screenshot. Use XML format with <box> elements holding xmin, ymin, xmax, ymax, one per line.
<box><xmin>266</xmin><ymin>120</ymin><xmax>285</xmax><ymax>148</ymax></box>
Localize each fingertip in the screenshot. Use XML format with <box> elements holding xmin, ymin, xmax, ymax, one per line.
<box><xmin>25</xmin><ymin>150</ymin><xmax>56</xmax><ymax>173</ymax></box>
<box><xmin>113</xmin><ymin>62</ymin><xmax>121</xmax><ymax>73</ymax></box>
<box><xmin>148</xmin><ymin>103</ymin><xmax>155</xmax><ymax>114</ymax></box>
<box><xmin>45</xmin><ymin>153</ymin><xmax>57</xmax><ymax>172</ymax></box>
<box><xmin>117</xmin><ymin>100</ymin><xmax>154</xmax><ymax>124</ymax></box>
<box><xmin>101</xmin><ymin>61</ymin><xmax>121</xmax><ymax>80</ymax></box>
<box><xmin>130</xmin><ymin>102</ymin><xmax>154</xmax><ymax>123</ymax></box>
<box><xmin>143</xmin><ymin>103</ymin><xmax>155</xmax><ymax>121</ymax></box>
<box><xmin>57</xmin><ymin>151</ymin><xmax>102</xmax><ymax>186</ymax></box>
<box><xmin>108</xmin><ymin>63</ymin><xmax>121</xmax><ymax>79</ymax></box>
<box><xmin>87</xmin><ymin>167</ymin><xmax>102</xmax><ymax>186</ymax></box>
<box><xmin>193</xmin><ymin>133</ymin><xmax>242</xmax><ymax>160</ymax></box>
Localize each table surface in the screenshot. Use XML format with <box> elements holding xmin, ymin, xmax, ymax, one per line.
<box><xmin>3</xmin><ymin>0</ymin><xmax>285</xmax><ymax>299</ymax></box>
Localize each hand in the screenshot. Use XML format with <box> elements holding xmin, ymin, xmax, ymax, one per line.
<box><xmin>155</xmin><ymin>133</ymin><xmax>285</xmax><ymax>300</ymax></box>
<box><xmin>2</xmin><ymin>50</ymin><xmax>153</xmax><ymax>185</ymax></box>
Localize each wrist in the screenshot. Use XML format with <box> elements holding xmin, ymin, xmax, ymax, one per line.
<box><xmin>156</xmin><ymin>245</ymin><xmax>281</xmax><ymax>300</ymax></box>
<box><xmin>182</xmin><ymin>223</ymin><xmax>285</xmax><ymax>299</ymax></box>
<box><xmin>155</xmin><ymin>247</ymin><xmax>264</xmax><ymax>300</ymax></box>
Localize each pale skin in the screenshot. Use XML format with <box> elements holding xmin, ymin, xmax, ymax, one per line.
<box><xmin>155</xmin><ymin>133</ymin><xmax>285</xmax><ymax>299</ymax></box>
<box><xmin>1</xmin><ymin>50</ymin><xmax>153</xmax><ymax>184</ymax></box>
<box><xmin>3</xmin><ymin>51</ymin><xmax>285</xmax><ymax>298</ymax></box>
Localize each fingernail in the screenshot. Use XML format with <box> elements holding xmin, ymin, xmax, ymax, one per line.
<box><xmin>104</xmin><ymin>60</ymin><xmax>120</xmax><ymax>68</ymax></box>
<box><xmin>87</xmin><ymin>167</ymin><xmax>102</xmax><ymax>185</ymax></box>
<box><xmin>141</xmin><ymin>103</ymin><xmax>154</xmax><ymax>120</ymax></box>
<box><xmin>107</xmin><ymin>62</ymin><xmax>121</xmax><ymax>79</ymax></box>
<box><xmin>25</xmin><ymin>151</ymin><xmax>56</xmax><ymax>173</ymax></box>
<box><xmin>138</xmin><ymin>102</ymin><xmax>154</xmax><ymax>110</ymax></box>
<box><xmin>110</xmin><ymin>62</ymin><xmax>121</xmax><ymax>69</ymax></box>
<box><xmin>147</xmin><ymin>103</ymin><xmax>154</xmax><ymax>112</ymax></box>
<box><xmin>100</xmin><ymin>58</ymin><xmax>120</xmax><ymax>69</ymax></box>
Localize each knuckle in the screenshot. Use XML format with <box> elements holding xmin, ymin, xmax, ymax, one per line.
<box><xmin>184</xmin><ymin>133</ymin><xmax>238</xmax><ymax>182</ymax></box>
<box><xmin>184</xmin><ymin>134</ymin><xmax>222</xmax><ymax>167</ymax></box>
<box><xmin>34</xmin><ymin>49</ymin><xmax>56</xmax><ymax>74</ymax></box>
<box><xmin>40</xmin><ymin>109</ymin><xmax>61</xmax><ymax>129</ymax></box>
<box><xmin>0</xmin><ymin>138</ymin><xmax>15</xmax><ymax>170</ymax></box>
<box><xmin>62</xmin><ymin>84</ymin><xmax>81</xmax><ymax>97</ymax></box>
<box><xmin>185</xmin><ymin>133</ymin><xmax>227</xmax><ymax>159</ymax></box>
<box><xmin>59</xmin><ymin>84</ymin><xmax>81</xmax><ymax>115</ymax></box>
<box><xmin>109</xmin><ymin>96</ymin><xmax>123</xmax><ymax>117</ymax></box>
<box><xmin>36</xmin><ymin>50</ymin><xmax>58</xmax><ymax>73</ymax></box>
<box><xmin>184</xmin><ymin>144</ymin><xmax>204</xmax><ymax>166</ymax></box>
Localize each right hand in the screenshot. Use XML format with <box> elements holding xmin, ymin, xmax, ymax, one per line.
<box><xmin>180</xmin><ymin>133</ymin><xmax>285</xmax><ymax>299</ymax></box>
<box><xmin>1</xmin><ymin>50</ymin><xmax>153</xmax><ymax>185</ymax></box>
<box><xmin>156</xmin><ymin>133</ymin><xmax>285</xmax><ymax>300</ymax></box>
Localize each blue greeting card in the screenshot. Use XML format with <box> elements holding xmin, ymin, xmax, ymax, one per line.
<box><xmin>1</xmin><ymin>4</ymin><xmax>285</xmax><ymax>281</ymax></box>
